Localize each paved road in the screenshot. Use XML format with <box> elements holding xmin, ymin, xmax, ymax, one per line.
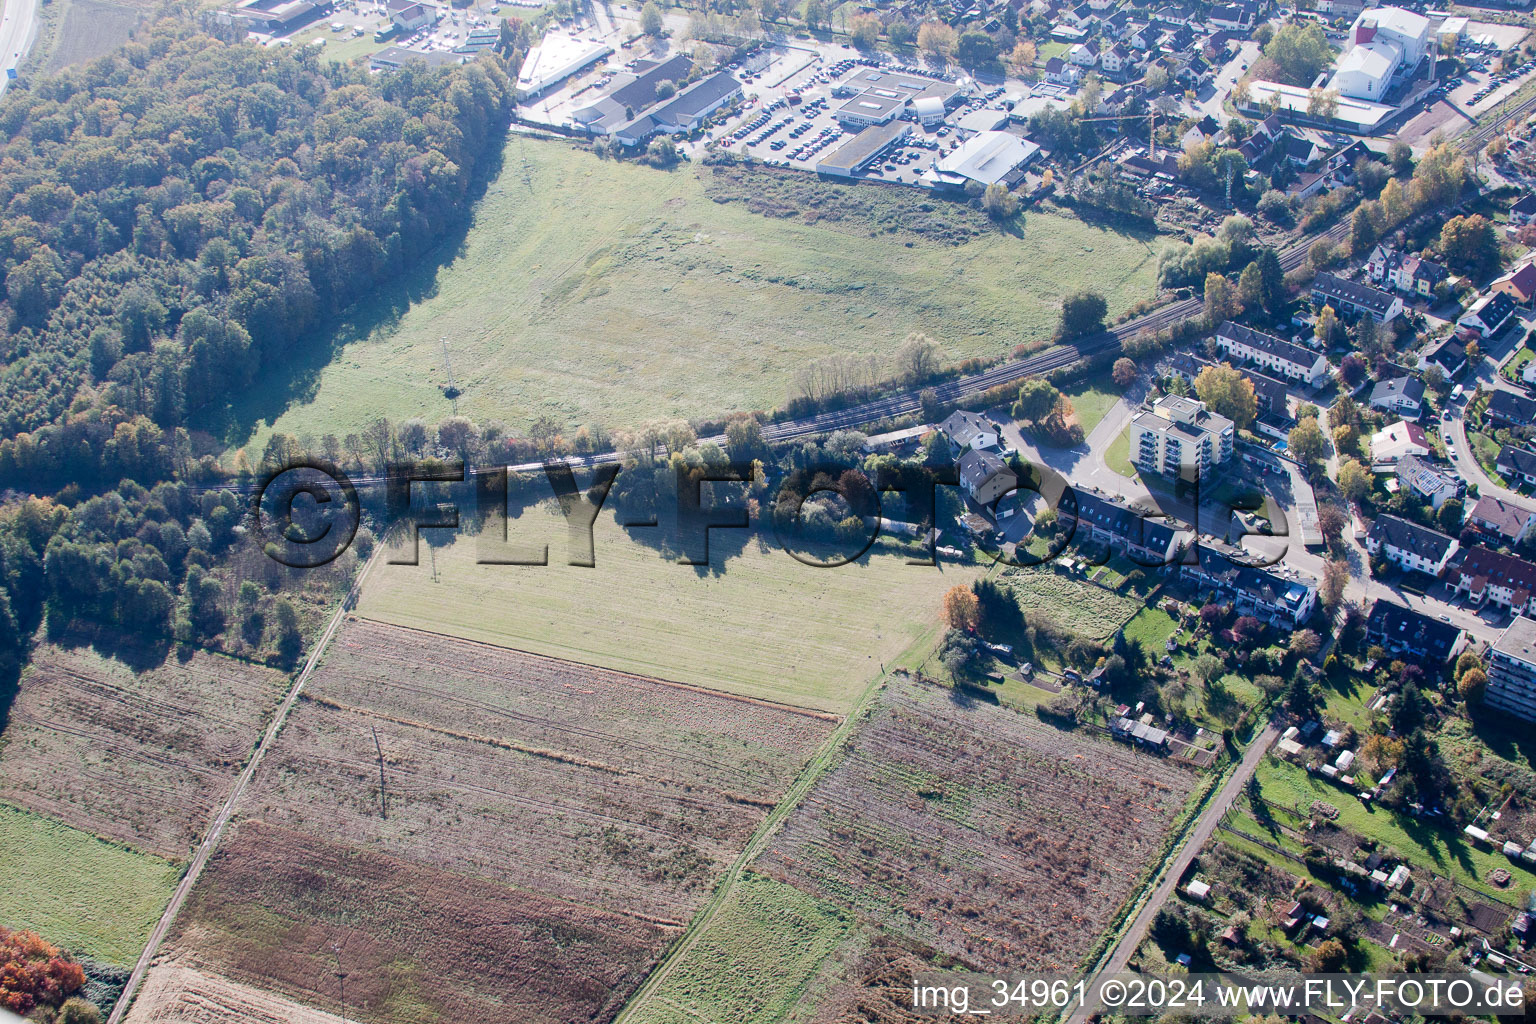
<box><xmin>1067</xmin><ymin>722</ymin><xmax>1280</xmax><ymax>1024</ymax></box>
<box><xmin>0</xmin><ymin>0</ymin><xmax>41</xmax><ymax>95</ymax></box>
<box><xmin>106</xmin><ymin>551</ymin><xmax>382</xmax><ymax>1024</ymax></box>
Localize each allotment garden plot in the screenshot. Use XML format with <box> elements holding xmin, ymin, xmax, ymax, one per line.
<box><xmin>757</xmin><ymin>676</ymin><xmax>1197</xmax><ymax>973</ymax></box>
<box><xmin>171</xmin><ymin>618</ymin><xmax>837</xmax><ymax>1024</ymax></box>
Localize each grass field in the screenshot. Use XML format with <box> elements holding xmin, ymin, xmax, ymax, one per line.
<box><xmin>238</xmin><ymin>139</ymin><xmax>1161</xmax><ymax>452</ymax></box>
<box><xmin>1062</xmin><ymin>378</ymin><xmax>1121</xmax><ymax>436</ymax></box>
<box><xmin>0</xmin><ymin>803</ymin><xmax>180</xmax><ymax>966</ymax></box>
<box><xmin>627</xmin><ymin>873</ymin><xmax>852</xmax><ymax>1024</ymax></box>
<box><xmin>357</xmin><ymin>513</ymin><xmax>985</xmax><ymax>714</ymax></box>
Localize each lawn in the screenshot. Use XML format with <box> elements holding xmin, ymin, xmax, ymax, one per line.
<box><xmin>1504</xmin><ymin>346</ymin><xmax>1533</xmax><ymax>384</ymax></box>
<box><xmin>1253</xmin><ymin>758</ymin><xmax>1536</xmax><ymax>902</ymax></box>
<box><xmin>1121</xmin><ymin>604</ymin><xmax>1183</xmax><ymax>659</ymax></box>
<box><xmin>1062</xmin><ymin>376</ymin><xmax>1122</xmax><ymax>436</ymax></box>
<box><xmin>1105</xmin><ymin>425</ymin><xmax>1137</xmax><ymax>477</ymax></box>
<box><xmin>0</xmin><ymin>803</ymin><xmax>181</xmax><ymax>966</ymax></box>
<box><xmin>627</xmin><ymin>872</ymin><xmax>852</xmax><ymax>1024</ymax></box>
<box><xmin>235</xmin><ymin>138</ymin><xmax>1162</xmax><ymax>454</ymax></box>
<box><xmin>357</xmin><ymin>511</ymin><xmax>986</xmax><ymax>714</ymax></box>
<box><xmin>1469</xmin><ymin>429</ymin><xmax>1511</xmax><ymax>485</ymax></box>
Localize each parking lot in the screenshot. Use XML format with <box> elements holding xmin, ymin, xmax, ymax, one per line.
<box><xmin>710</xmin><ymin>57</ymin><xmax>1038</xmax><ymax>186</ymax></box>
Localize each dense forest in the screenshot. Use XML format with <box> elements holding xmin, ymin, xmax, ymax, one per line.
<box><xmin>0</xmin><ymin>19</ymin><xmax>515</xmax><ymax>487</ymax></box>
<box><xmin>0</xmin><ymin>18</ymin><xmax>519</xmax><ymax>710</ymax></box>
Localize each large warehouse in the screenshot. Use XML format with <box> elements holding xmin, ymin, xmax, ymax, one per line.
<box><xmin>516</xmin><ymin>32</ymin><xmax>613</xmax><ymax>100</ymax></box>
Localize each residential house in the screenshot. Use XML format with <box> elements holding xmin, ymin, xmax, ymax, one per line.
<box><xmin>1044</xmin><ymin>57</ymin><xmax>1082</xmax><ymax>85</ymax></box>
<box><xmin>1066</xmin><ymin>2</ymin><xmax>1097</xmax><ymax>26</ymax></box>
<box><xmin>1486</xmin><ymin>616</ymin><xmax>1536</xmax><ymax>723</ymax></box>
<box><xmin>1154</xmin><ymin>3</ymin><xmax>1195</xmax><ymax>25</ymax></box>
<box><xmin>1207</xmin><ymin>2</ymin><xmax>1254</xmax><ymax>28</ymax></box>
<box><xmin>1491</xmin><ymin>262</ymin><xmax>1536</xmax><ymax>306</ymax></box>
<box><xmin>1487</xmin><ymin>390</ymin><xmax>1536</xmax><ymax>432</ymax></box>
<box><xmin>1183</xmin><ymin>547</ymin><xmax>1319</xmax><ymax>627</ymax></box>
<box><xmin>1312</xmin><ymin>272</ymin><xmax>1404</xmax><ymax>323</ymax></box>
<box><xmin>1448</xmin><ymin>546</ymin><xmax>1536</xmax><ymax>615</ymax></box>
<box><xmin>1158</xmin><ymin>351</ymin><xmax>1208</xmax><ymax>385</ymax></box>
<box><xmin>1420</xmin><ymin>334</ymin><xmax>1468</xmax><ymax>378</ymax></box>
<box><xmin>1365</xmin><ymin>514</ymin><xmax>1459</xmax><ymax>576</ymax></box>
<box><xmin>940</xmin><ymin>409</ymin><xmax>1000</xmax><ymax>457</ymax></box>
<box><xmin>959</xmin><ymin>449</ymin><xmax>1019</xmax><ymax>508</ymax></box>
<box><xmin>1365</xmin><ymin>598</ymin><xmax>1467</xmax><ymax>663</ymax></box>
<box><xmin>1069</xmin><ymin>40</ymin><xmax>1100</xmax><ymax>66</ymax></box>
<box><xmin>1497</xmin><ymin>445</ymin><xmax>1536</xmax><ymax>487</ymax></box>
<box><xmin>1370</xmin><ymin>420</ymin><xmax>1432</xmax><ymax>465</ymax></box>
<box><xmin>1246</xmin><ymin>369</ymin><xmax>1291</xmax><ymax>416</ymax></box>
<box><xmin>1366</xmin><ymin>245</ymin><xmax>1447</xmax><ymax>298</ymax></box>
<box><xmin>1458</xmin><ymin>290</ymin><xmax>1517</xmax><ymax>339</ymax></box>
<box><xmin>1102</xmin><ymin>43</ymin><xmax>1138</xmax><ymax>76</ymax></box>
<box><xmin>1216</xmin><ymin>321</ymin><xmax>1331</xmax><ymax>386</ymax></box>
<box><xmin>1129</xmin><ymin>394</ymin><xmax>1235</xmax><ymax>481</ymax></box>
<box><xmin>1511</xmin><ymin>192</ymin><xmax>1536</xmax><ymax>228</ymax></box>
<box><xmin>1368</xmin><ymin>376</ymin><xmax>1426</xmax><ymax>418</ymax></box>
<box><xmin>1065</xmin><ymin>489</ymin><xmax>1188</xmax><ymax>565</ymax></box>
<box><xmin>1395</xmin><ymin>454</ymin><xmax>1464</xmax><ymax>510</ymax></box>
<box><xmin>1282</xmin><ymin>129</ymin><xmax>1323</xmax><ymax>167</ymax></box>
<box><xmin>1468</xmin><ymin>495</ymin><xmax>1536</xmax><ymax>547</ymax></box>
<box><xmin>1101</xmin><ymin>9</ymin><xmax>1131</xmax><ymax>36</ymax></box>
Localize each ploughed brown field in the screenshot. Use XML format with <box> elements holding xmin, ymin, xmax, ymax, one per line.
<box><xmin>0</xmin><ymin>639</ymin><xmax>290</xmax><ymax>858</ymax></box>
<box><xmin>171</xmin><ymin>618</ymin><xmax>837</xmax><ymax>1024</ymax></box>
<box><xmin>758</xmin><ymin>676</ymin><xmax>1197</xmax><ymax>975</ymax></box>
<box><xmin>125</xmin><ymin>962</ymin><xmax>351</xmax><ymax>1024</ymax></box>
<box><xmin>173</xmin><ymin>822</ymin><xmax>673</xmax><ymax>1024</ymax></box>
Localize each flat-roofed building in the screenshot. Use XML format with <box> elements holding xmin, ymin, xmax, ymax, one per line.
<box><xmin>1130</xmin><ymin>395</ymin><xmax>1234</xmax><ymax>481</ymax></box>
<box><xmin>834</xmin><ymin>90</ymin><xmax>907</xmax><ymax>127</ymax></box>
<box><xmin>1487</xmin><ymin>616</ymin><xmax>1536</xmax><ymax>722</ymax></box>
<box><xmin>817</xmin><ymin>121</ymin><xmax>911</xmax><ymax>177</ymax></box>
<box><xmin>516</xmin><ymin>30</ymin><xmax>613</xmax><ymax>99</ymax></box>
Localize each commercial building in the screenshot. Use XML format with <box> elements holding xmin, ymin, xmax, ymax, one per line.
<box><xmin>370</xmin><ymin>46</ymin><xmax>463</xmax><ymax>71</ymax></box>
<box><xmin>1215</xmin><ymin>321</ymin><xmax>1331</xmax><ymax>386</ymax></box>
<box><xmin>1487</xmin><ymin>616</ymin><xmax>1536</xmax><ymax>723</ymax></box>
<box><xmin>388</xmin><ymin>0</ymin><xmax>438</xmax><ymax>31</ymax></box>
<box><xmin>1329</xmin><ymin>6</ymin><xmax>1430</xmax><ymax>101</ymax></box>
<box><xmin>924</xmin><ymin>131</ymin><xmax>1040</xmax><ymax>189</ymax></box>
<box><xmin>516</xmin><ymin>31</ymin><xmax>613</xmax><ymax>99</ymax></box>
<box><xmin>224</xmin><ymin>0</ymin><xmax>332</xmax><ymax>34</ymax></box>
<box><xmin>1129</xmin><ymin>395</ymin><xmax>1234</xmax><ymax>482</ymax></box>
<box><xmin>834</xmin><ymin>90</ymin><xmax>907</xmax><ymax>127</ymax></box>
<box><xmin>817</xmin><ymin>121</ymin><xmax>911</xmax><ymax>177</ymax></box>
<box><xmin>614</xmin><ymin>71</ymin><xmax>743</xmax><ymax>146</ymax></box>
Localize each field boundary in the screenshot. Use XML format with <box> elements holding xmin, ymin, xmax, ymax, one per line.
<box><xmin>612</xmin><ymin>663</ymin><xmax>903</xmax><ymax>1024</ymax></box>
<box><xmin>106</xmin><ymin>548</ymin><xmax>385</xmax><ymax>1024</ymax></box>
<box><xmin>353</xmin><ymin>614</ymin><xmax>842</xmax><ymax>721</ymax></box>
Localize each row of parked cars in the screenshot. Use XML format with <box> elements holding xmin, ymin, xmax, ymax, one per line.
<box><xmin>1471</xmin><ymin>65</ymin><xmax>1529</xmax><ymax>105</ymax></box>
<box><xmin>787</xmin><ymin>125</ymin><xmax>845</xmax><ymax>160</ymax></box>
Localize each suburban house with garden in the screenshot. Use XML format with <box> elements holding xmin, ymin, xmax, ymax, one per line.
<box><xmin>1393</xmin><ymin>454</ymin><xmax>1463</xmax><ymax>510</ymax></box>
<box><xmin>1467</xmin><ymin>495</ymin><xmax>1535</xmax><ymax>547</ymax></box>
<box><xmin>1457</xmin><ymin>290</ymin><xmax>1517</xmax><ymax>340</ymax></box>
<box><xmin>1486</xmin><ymin>390</ymin><xmax>1536</xmax><ymax>432</ymax></box>
<box><xmin>1365</xmin><ymin>245</ymin><xmax>1447</xmax><ymax>298</ymax></box>
<box><xmin>1312</xmin><ymin>272</ymin><xmax>1403</xmax><ymax>324</ymax></box>
<box><xmin>1365</xmin><ymin>514</ymin><xmax>1458</xmax><ymax>576</ymax></box>
<box><xmin>1365</xmin><ymin>598</ymin><xmax>1467</xmax><ymax>663</ymax></box>
<box><xmin>941</xmin><ymin>409</ymin><xmax>1001</xmax><ymax>458</ymax></box>
<box><xmin>1368</xmin><ymin>376</ymin><xmax>1424</xmax><ymax>418</ymax></box>
<box><xmin>1065</xmin><ymin>489</ymin><xmax>1189</xmax><ymax>566</ymax></box>
<box><xmin>1182</xmin><ymin>548</ymin><xmax>1318</xmax><ymax>628</ymax></box>
<box><xmin>1497</xmin><ymin>445</ymin><xmax>1536</xmax><ymax>487</ymax></box>
<box><xmin>1447</xmin><ymin>546</ymin><xmax>1536</xmax><ymax>615</ymax></box>
<box><xmin>1369</xmin><ymin>419</ymin><xmax>1431</xmax><ymax>466</ymax></box>
<box><xmin>958</xmin><ymin>449</ymin><xmax>1018</xmax><ymax>512</ymax></box>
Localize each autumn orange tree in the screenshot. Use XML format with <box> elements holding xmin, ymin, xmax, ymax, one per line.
<box><xmin>942</xmin><ymin>585</ymin><xmax>980</xmax><ymax>631</ymax></box>
<box><xmin>0</xmin><ymin>927</ymin><xmax>86</xmax><ymax>1015</ymax></box>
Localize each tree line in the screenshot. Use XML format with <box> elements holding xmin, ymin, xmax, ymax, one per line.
<box><xmin>0</xmin><ymin>17</ymin><xmax>516</xmax><ymax>447</ymax></box>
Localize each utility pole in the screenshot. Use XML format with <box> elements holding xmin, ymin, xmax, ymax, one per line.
<box><xmin>440</xmin><ymin>336</ymin><xmax>459</xmax><ymax>412</ymax></box>
<box><xmin>371</xmin><ymin>726</ymin><xmax>387</xmax><ymax>819</ymax></box>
